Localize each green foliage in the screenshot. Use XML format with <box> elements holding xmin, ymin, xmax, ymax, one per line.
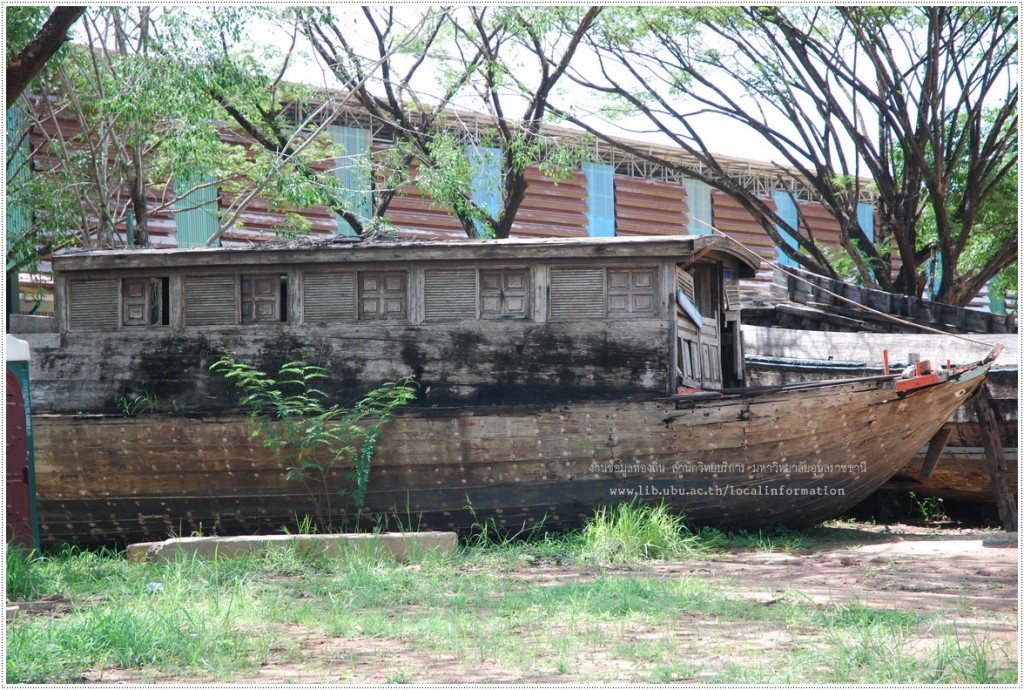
<box><xmin>10</xmin><ymin>6</ymin><xmax>359</xmax><ymax>268</ymax></box>
<box><xmin>211</xmin><ymin>356</ymin><xmax>417</xmax><ymax>528</ymax></box>
<box><xmin>13</xmin><ymin>8</ymin><xmax>231</xmax><ymax>257</ymax></box>
<box><xmin>415</xmin><ymin>133</ymin><xmax>480</xmax><ymax>225</ymax></box>
<box><xmin>5</xmin><ymin>6</ymin><xmax>53</xmax><ymax>56</ymax></box>
<box><xmin>584</xmin><ymin>6</ymin><xmax>1016</xmax><ymax>304</ymax></box>
<box><xmin>578</xmin><ymin>501</ymin><xmax>706</xmax><ymax>563</ymax></box>
<box><xmin>160</xmin><ymin>7</ymin><xmax>347</xmax><ymax>210</ymax></box>
<box><xmin>816</xmin><ymin>237</ymin><xmax>892</xmax><ymax>287</ymax></box>
<box><xmin>912</xmin><ymin>110</ymin><xmax>1017</xmax><ymax>302</ymax></box>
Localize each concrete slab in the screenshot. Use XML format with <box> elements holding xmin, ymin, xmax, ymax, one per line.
<box><xmin>126</xmin><ymin>531</ymin><xmax>458</xmax><ymax>563</ymax></box>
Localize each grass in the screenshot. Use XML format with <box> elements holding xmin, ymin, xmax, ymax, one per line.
<box><xmin>5</xmin><ymin>507</ymin><xmax>1017</xmax><ymax>684</ymax></box>
<box><xmin>5</xmin><ymin>547</ymin><xmax>276</xmax><ymax>682</ymax></box>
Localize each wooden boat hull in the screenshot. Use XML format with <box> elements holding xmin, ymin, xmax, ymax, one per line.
<box><xmin>33</xmin><ymin>361</ymin><xmax>990</xmax><ymax>546</ymax></box>
<box><xmin>741</xmin><ymin>328</ymin><xmax>1016</xmax><ymax>507</ymax></box>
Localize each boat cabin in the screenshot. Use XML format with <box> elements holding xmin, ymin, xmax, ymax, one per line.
<box><xmin>39</xmin><ymin>235</ymin><xmax>761</xmax><ymax>413</ymax></box>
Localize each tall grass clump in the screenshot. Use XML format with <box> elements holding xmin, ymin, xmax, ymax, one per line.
<box><xmin>6</xmin><ymin>543</ymin><xmax>45</xmax><ymax>601</ymax></box>
<box><xmin>578</xmin><ymin>501</ymin><xmax>704</xmax><ymax>563</ymax></box>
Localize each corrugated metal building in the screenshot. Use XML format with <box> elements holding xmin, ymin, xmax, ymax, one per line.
<box><xmin>8</xmin><ymin>96</ymin><xmax>1002</xmax><ymax>314</ymax></box>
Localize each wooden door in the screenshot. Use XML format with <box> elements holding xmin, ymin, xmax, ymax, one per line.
<box><xmin>675</xmin><ymin>265</ymin><xmax>723</xmax><ymax>390</ymax></box>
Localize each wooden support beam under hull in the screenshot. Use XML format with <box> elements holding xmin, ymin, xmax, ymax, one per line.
<box><xmin>974</xmin><ymin>384</ymin><xmax>1018</xmax><ymax>531</ymax></box>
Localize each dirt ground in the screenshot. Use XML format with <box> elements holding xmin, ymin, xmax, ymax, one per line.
<box><xmin>85</xmin><ymin>524</ymin><xmax>1018</xmax><ymax>684</ymax></box>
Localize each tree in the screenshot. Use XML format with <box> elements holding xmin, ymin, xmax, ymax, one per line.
<box><xmin>159</xmin><ymin>6</ymin><xmax>378</xmax><ymax>243</ymax></box>
<box><xmin>561</xmin><ymin>6</ymin><xmax>1017</xmax><ymax>305</ymax></box>
<box><xmin>6</xmin><ymin>6</ymin><xmax>85</xmax><ymax>108</ymax></box>
<box><xmin>11</xmin><ymin>6</ymin><xmax>224</xmax><ymax>258</ymax></box>
<box><xmin>917</xmin><ymin>112</ymin><xmax>1018</xmax><ymax>305</ymax></box>
<box><xmin>298</xmin><ymin>5</ymin><xmax>599</xmax><ymax>239</ymax></box>
<box><xmin>8</xmin><ymin>6</ymin><xmax>357</xmax><ymax>269</ymax></box>
<box><xmin>439</xmin><ymin>6</ymin><xmax>600</xmax><ymax>239</ymax></box>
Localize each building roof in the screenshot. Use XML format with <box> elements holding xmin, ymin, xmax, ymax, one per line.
<box><xmin>52</xmin><ymin>233</ymin><xmax>763</xmax><ymax>277</ymax></box>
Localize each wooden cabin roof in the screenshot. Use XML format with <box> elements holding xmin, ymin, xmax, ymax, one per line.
<box><xmin>52</xmin><ymin>234</ymin><xmax>763</xmax><ymax>277</ymax></box>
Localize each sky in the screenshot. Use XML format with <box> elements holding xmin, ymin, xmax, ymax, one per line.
<box><xmin>247</xmin><ymin>6</ymin><xmax>786</xmax><ymax>164</ymax></box>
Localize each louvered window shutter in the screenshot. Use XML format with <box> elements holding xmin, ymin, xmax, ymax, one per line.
<box><xmin>175</xmin><ymin>179</ymin><xmax>220</xmax><ymax>248</ymax></box>
<box><xmin>329</xmin><ymin>125</ymin><xmax>373</xmax><ymax>236</ymax></box>
<box><xmin>549</xmin><ymin>268</ymin><xmax>604</xmax><ymax>321</ymax></box>
<box><xmin>583</xmin><ymin>162</ymin><xmax>615</xmax><ymax>237</ymax></box>
<box><xmin>772</xmin><ymin>191</ymin><xmax>800</xmax><ymax>267</ymax></box>
<box><xmin>424</xmin><ymin>269</ymin><xmax>476</xmax><ymax>321</ymax></box>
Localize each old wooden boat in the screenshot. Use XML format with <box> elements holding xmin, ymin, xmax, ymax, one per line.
<box><xmin>742</xmin><ymin>326</ymin><xmax>1016</xmax><ymax>519</ymax></box>
<box><xmin>12</xmin><ymin>235</ymin><xmax>998</xmax><ymax>545</ymax></box>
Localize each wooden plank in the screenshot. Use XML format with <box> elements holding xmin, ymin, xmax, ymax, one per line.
<box><xmin>22</xmin><ymin>318</ymin><xmax>672</xmax><ymax>413</ymax></box>
<box><xmin>917</xmin><ymin>426</ymin><xmax>953</xmax><ymax>481</ymax></box>
<box><xmin>974</xmin><ymin>384</ymin><xmax>1017</xmax><ymax>531</ymax></box>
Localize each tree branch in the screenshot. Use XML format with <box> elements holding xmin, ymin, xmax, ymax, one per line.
<box><xmin>7</xmin><ymin>6</ymin><xmax>86</xmax><ymax>108</ymax></box>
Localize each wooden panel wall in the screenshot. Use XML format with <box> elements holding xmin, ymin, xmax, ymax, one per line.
<box><xmin>795</xmin><ymin>199</ymin><xmax>842</xmax><ymax>248</ymax></box>
<box><xmin>711</xmin><ymin>191</ymin><xmax>903</xmax><ymax>286</ymax></box>
<box><xmin>383</xmin><ymin>164</ymin><xmax>589</xmax><ymax>240</ymax></box>
<box><xmin>20</xmin><ymin>316</ymin><xmax>671</xmax><ymax>415</ymax></box>
<box><xmin>219</xmin><ymin>194</ymin><xmax>337</xmax><ymax>245</ymax></box>
<box><xmin>382</xmin><ymin>164</ymin><xmax>467</xmax><ymax>240</ymax></box>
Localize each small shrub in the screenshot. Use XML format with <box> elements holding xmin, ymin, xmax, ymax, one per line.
<box><xmin>211</xmin><ymin>356</ymin><xmax>417</xmax><ymax>530</ymax></box>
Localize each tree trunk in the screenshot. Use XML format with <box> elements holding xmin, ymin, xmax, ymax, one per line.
<box><xmin>129</xmin><ymin>143</ymin><xmax>149</xmax><ymax>246</ymax></box>
<box><xmin>6</xmin><ymin>7</ymin><xmax>86</xmax><ymax>108</ymax></box>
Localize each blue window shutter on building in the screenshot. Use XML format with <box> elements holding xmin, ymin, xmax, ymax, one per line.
<box><xmin>6</xmin><ymin>106</ymin><xmax>32</xmax><ymax>261</ymax></box>
<box><xmin>175</xmin><ymin>179</ymin><xmax>220</xmax><ymax>247</ymax></box>
<box><xmin>772</xmin><ymin>191</ymin><xmax>799</xmax><ymax>267</ymax></box>
<box><xmin>856</xmin><ymin>202</ymin><xmax>875</xmax><ymax>243</ymax></box>
<box><xmin>683</xmin><ymin>179</ymin><xmax>713</xmax><ymax>235</ymax></box>
<box><xmin>988</xmin><ymin>287</ymin><xmax>1006</xmax><ymax>314</ymax></box>
<box><xmin>856</xmin><ymin>202</ymin><xmax>877</xmax><ymax>281</ymax></box>
<box><xmin>923</xmin><ymin>255</ymin><xmax>942</xmax><ymax>300</ymax></box>
<box><xmin>583</xmin><ymin>162</ymin><xmax>615</xmax><ymax>237</ymax></box>
<box><xmin>328</xmin><ymin>125</ymin><xmax>373</xmax><ymax>236</ymax></box>
<box><xmin>467</xmin><ymin>146</ymin><xmax>503</xmax><ymax>237</ymax></box>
